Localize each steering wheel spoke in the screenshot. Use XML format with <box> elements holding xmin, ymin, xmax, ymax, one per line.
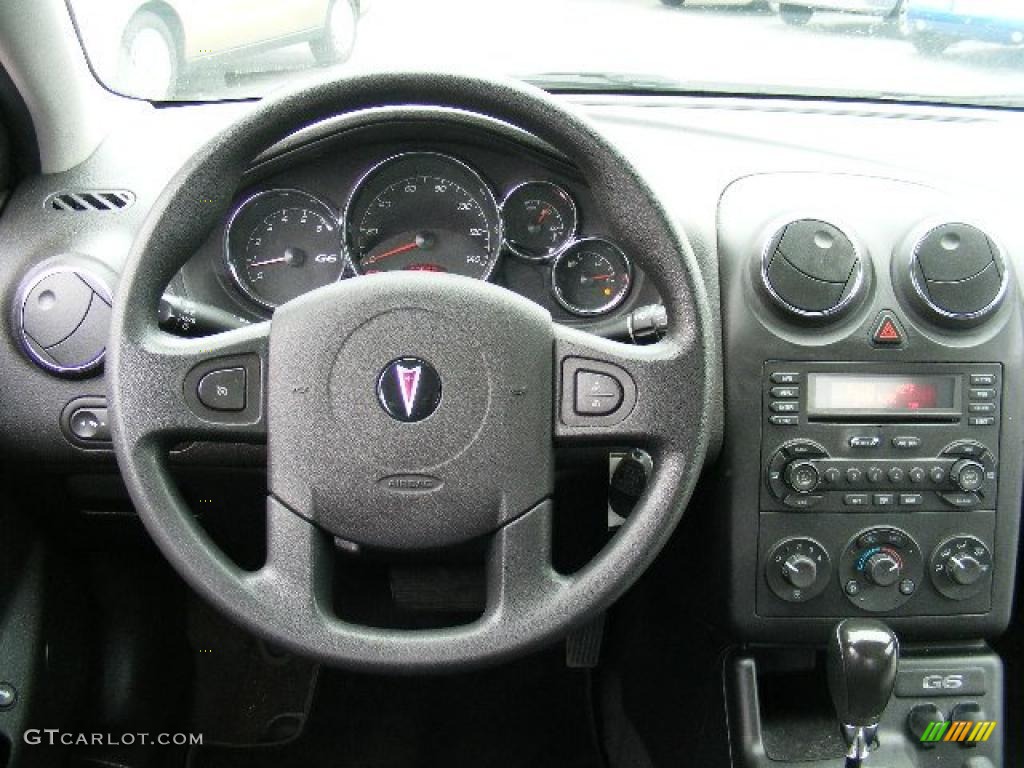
<box><xmin>114</xmin><ymin>322</ymin><xmax>269</xmax><ymax>449</ymax></box>
<box><xmin>485</xmin><ymin>500</ymin><xmax>568</xmax><ymax>618</ymax></box>
<box><xmin>553</xmin><ymin>322</ymin><xmax>696</xmax><ymax>455</ymax></box>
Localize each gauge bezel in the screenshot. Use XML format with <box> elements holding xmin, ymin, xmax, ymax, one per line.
<box><xmin>224</xmin><ymin>188</ymin><xmax>343</xmax><ymax>310</ymax></box>
<box><xmin>550</xmin><ymin>237</ymin><xmax>633</xmax><ymax>316</ymax></box>
<box><xmin>500</xmin><ymin>180</ymin><xmax>578</xmax><ymax>262</ymax></box>
<box><xmin>344</xmin><ymin>151</ymin><xmax>503</xmax><ymax>281</ymax></box>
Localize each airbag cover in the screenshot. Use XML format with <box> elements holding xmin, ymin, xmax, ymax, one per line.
<box><xmin>268</xmin><ymin>272</ymin><xmax>554</xmax><ymax>549</ymax></box>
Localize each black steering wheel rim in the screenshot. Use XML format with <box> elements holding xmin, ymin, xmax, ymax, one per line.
<box><xmin>108</xmin><ymin>72</ymin><xmax>719</xmax><ymax>671</ymax></box>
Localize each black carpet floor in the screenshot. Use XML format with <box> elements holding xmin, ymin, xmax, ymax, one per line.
<box><xmin>189</xmin><ymin>648</ymin><xmax>603</xmax><ymax>768</ymax></box>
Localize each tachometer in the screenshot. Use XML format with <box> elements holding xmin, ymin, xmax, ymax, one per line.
<box><xmin>225</xmin><ymin>189</ymin><xmax>342</xmax><ymax>309</ymax></box>
<box><xmin>345</xmin><ymin>153</ymin><xmax>502</xmax><ymax>279</ymax></box>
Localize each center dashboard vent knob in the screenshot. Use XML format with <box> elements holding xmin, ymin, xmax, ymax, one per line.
<box><xmin>760</xmin><ymin>219</ymin><xmax>864</xmax><ymax>320</ymax></box>
<box><xmin>907</xmin><ymin>223</ymin><xmax>1007</xmax><ymax>325</ymax></box>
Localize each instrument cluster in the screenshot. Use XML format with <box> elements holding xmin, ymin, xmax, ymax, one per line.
<box><xmin>221</xmin><ymin>150</ymin><xmax>634</xmax><ymax>317</ymax></box>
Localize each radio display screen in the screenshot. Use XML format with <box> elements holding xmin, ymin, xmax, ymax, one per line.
<box><xmin>807</xmin><ymin>374</ymin><xmax>959</xmax><ymax>419</ymax></box>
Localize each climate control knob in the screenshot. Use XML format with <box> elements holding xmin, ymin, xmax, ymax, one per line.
<box><xmin>946</xmin><ymin>554</ymin><xmax>984</xmax><ymax>586</ymax></box>
<box><xmin>782</xmin><ymin>554</ymin><xmax>818</xmax><ymax>590</ymax></box>
<box><xmin>930</xmin><ymin>535</ymin><xmax>993</xmax><ymax>600</ymax></box>
<box><xmin>785</xmin><ymin>461</ymin><xmax>820</xmax><ymax>494</ymax></box>
<box><xmin>839</xmin><ymin>528</ymin><xmax>923</xmax><ymax>612</ymax></box>
<box><xmin>949</xmin><ymin>459</ymin><xmax>986</xmax><ymax>493</ymax></box>
<box><xmin>866</xmin><ymin>552</ymin><xmax>902</xmax><ymax>587</ymax></box>
<box><xmin>766</xmin><ymin>537</ymin><xmax>831</xmax><ymax>603</ymax></box>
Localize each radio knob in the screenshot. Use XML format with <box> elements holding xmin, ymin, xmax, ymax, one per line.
<box><xmin>785</xmin><ymin>461</ymin><xmax>820</xmax><ymax>493</ymax></box>
<box><xmin>946</xmin><ymin>554</ymin><xmax>984</xmax><ymax>586</ymax></box>
<box><xmin>950</xmin><ymin>459</ymin><xmax>986</xmax><ymax>493</ymax></box>
<box><xmin>866</xmin><ymin>552</ymin><xmax>902</xmax><ymax>587</ymax></box>
<box><xmin>782</xmin><ymin>554</ymin><xmax>818</xmax><ymax>589</ymax></box>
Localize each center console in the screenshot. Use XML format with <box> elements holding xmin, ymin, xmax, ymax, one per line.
<box><xmin>716</xmin><ymin>172</ymin><xmax>1022</xmax><ymax>768</ymax></box>
<box><xmin>758</xmin><ymin>361</ymin><xmax>1000</xmax><ymax>619</ymax></box>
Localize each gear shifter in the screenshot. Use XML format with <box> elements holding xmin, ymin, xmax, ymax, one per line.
<box><xmin>827</xmin><ymin>619</ymin><xmax>899</xmax><ymax>768</ymax></box>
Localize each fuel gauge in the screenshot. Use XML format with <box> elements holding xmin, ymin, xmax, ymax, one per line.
<box><xmin>502</xmin><ymin>181</ymin><xmax>577</xmax><ymax>260</ymax></box>
<box><xmin>551</xmin><ymin>238</ymin><xmax>632</xmax><ymax>316</ymax></box>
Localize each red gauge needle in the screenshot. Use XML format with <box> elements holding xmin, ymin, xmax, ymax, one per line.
<box><xmin>590</xmin><ymin>274</ymin><xmax>613</xmax><ymax>281</ymax></box>
<box><xmin>365</xmin><ymin>240</ymin><xmax>419</xmax><ymax>265</ymax></box>
<box><xmin>537</xmin><ymin>207</ymin><xmax>551</xmax><ymax>224</ymax></box>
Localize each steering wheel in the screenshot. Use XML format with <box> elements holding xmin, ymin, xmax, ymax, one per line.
<box><xmin>108</xmin><ymin>72</ymin><xmax>718</xmax><ymax>671</ymax></box>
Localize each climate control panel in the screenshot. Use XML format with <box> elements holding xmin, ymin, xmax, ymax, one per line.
<box><xmin>756</xmin><ymin>513</ymin><xmax>996</xmax><ymax>618</ymax></box>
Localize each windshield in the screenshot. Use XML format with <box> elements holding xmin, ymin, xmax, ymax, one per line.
<box><xmin>67</xmin><ymin>0</ymin><xmax>1024</xmax><ymax>106</ymax></box>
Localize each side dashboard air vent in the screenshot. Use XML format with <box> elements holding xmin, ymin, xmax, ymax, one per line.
<box><xmin>760</xmin><ymin>219</ymin><xmax>865</xmax><ymax>320</ymax></box>
<box><xmin>46</xmin><ymin>190</ymin><xmax>136</xmax><ymax>212</ymax></box>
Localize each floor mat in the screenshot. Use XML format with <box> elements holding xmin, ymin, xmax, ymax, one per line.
<box><xmin>189</xmin><ymin>648</ymin><xmax>602</xmax><ymax>768</ymax></box>
<box><xmin>187</xmin><ymin>597</ymin><xmax>318</xmax><ymax>745</ymax></box>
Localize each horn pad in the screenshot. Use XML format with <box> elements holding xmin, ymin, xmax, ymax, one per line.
<box><xmin>268</xmin><ymin>272</ymin><xmax>554</xmax><ymax>549</ymax></box>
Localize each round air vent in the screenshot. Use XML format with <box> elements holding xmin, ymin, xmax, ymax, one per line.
<box><xmin>760</xmin><ymin>219</ymin><xmax>864</xmax><ymax>319</ymax></box>
<box><xmin>908</xmin><ymin>223</ymin><xmax>1007</xmax><ymax>324</ymax></box>
<box><xmin>15</xmin><ymin>262</ymin><xmax>113</xmax><ymax>376</ymax></box>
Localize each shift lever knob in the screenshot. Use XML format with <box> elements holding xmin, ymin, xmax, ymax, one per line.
<box><xmin>827</xmin><ymin>619</ymin><xmax>899</xmax><ymax>765</ymax></box>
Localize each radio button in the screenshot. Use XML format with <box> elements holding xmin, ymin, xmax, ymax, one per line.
<box><xmin>908</xmin><ymin>467</ymin><xmax>925</xmax><ymax>484</ymax></box>
<box><xmin>844</xmin><ymin>493</ymin><xmax>869</xmax><ymax>506</ymax></box>
<box><xmin>783</xmin><ymin>494</ymin><xmax>824</xmax><ymax>509</ymax></box>
<box><xmin>892</xmin><ymin>436</ymin><xmax>921</xmax><ymax>449</ymax></box>
<box><xmin>785</xmin><ymin>462</ymin><xmax>820</xmax><ymax>493</ymax></box>
<box><xmin>969</xmin><ymin>403</ymin><xmax>995</xmax><ymax>414</ymax></box>
<box><xmin>942</xmin><ymin>440</ymin><xmax>985</xmax><ymax>458</ymax></box>
<box><xmin>950</xmin><ymin>459</ymin><xmax>985</xmax><ymax>492</ymax></box>
<box><xmin>899</xmin><ymin>493</ymin><xmax>923</xmax><ymax>506</ymax></box>
<box><xmin>866</xmin><ymin>466</ymin><xmax>884</xmax><ymax>483</ymax></box>
<box><xmin>783</xmin><ymin>441</ymin><xmax>827</xmax><ymax>458</ymax></box>
<box><xmin>770</xmin><ymin>372</ymin><xmax>800</xmax><ymax>384</ymax></box>
<box><xmin>770</xmin><ymin>401</ymin><xmax>799</xmax><ymax>413</ymax></box>
<box><xmin>873</xmin><ymin>493</ymin><xmax>895</xmax><ymax>507</ymax></box>
<box><xmin>887</xmin><ymin>466</ymin><xmax>906</xmax><ymax>483</ymax></box>
<box><xmin>769</xmin><ymin>415</ymin><xmax>798</xmax><ymax>426</ymax></box>
<box><xmin>969</xmin><ymin>417</ymin><xmax>996</xmax><ymax>426</ymax></box>
<box><xmin>846</xmin><ymin>468</ymin><xmax>864</xmax><ymax>484</ymax></box>
<box><xmin>770</xmin><ymin>386</ymin><xmax>799</xmax><ymax>399</ymax></box>
<box><xmin>823</xmin><ymin>467</ymin><xmax>841</xmax><ymax>484</ymax></box>
<box><xmin>929</xmin><ymin>466</ymin><xmax>947</xmax><ymax>484</ymax></box>
<box><xmin>849</xmin><ymin>436</ymin><xmax>881</xmax><ymax>448</ymax></box>
<box><xmin>939</xmin><ymin>492</ymin><xmax>981</xmax><ymax>508</ymax></box>
<box><xmin>969</xmin><ymin>388</ymin><xmax>996</xmax><ymax>401</ymax></box>
<box><xmin>970</xmin><ymin>374</ymin><xmax>996</xmax><ymax>386</ymax></box>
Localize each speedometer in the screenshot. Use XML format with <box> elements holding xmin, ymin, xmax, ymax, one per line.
<box><xmin>345</xmin><ymin>153</ymin><xmax>502</xmax><ymax>280</ymax></box>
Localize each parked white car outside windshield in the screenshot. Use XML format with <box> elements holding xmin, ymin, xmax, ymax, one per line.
<box><xmin>66</xmin><ymin>0</ymin><xmax>1024</xmax><ymax>106</ymax></box>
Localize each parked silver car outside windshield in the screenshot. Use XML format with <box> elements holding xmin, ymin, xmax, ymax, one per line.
<box><xmin>67</xmin><ymin>0</ymin><xmax>1024</xmax><ymax>106</ymax></box>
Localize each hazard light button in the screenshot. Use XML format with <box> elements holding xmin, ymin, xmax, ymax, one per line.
<box><xmin>871</xmin><ymin>311</ymin><xmax>906</xmax><ymax>347</ymax></box>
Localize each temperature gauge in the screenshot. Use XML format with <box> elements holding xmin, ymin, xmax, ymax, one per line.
<box><xmin>502</xmin><ymin>181</ymin><xmax>577</xmax><ymax>260</ymax></box>
<box><xmin>551</xmin><ymin>238</ymin><xmax>632</xmax><ymax>316</ymax></box>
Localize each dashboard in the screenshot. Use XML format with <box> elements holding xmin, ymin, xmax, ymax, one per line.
<box><xmin>0</xmin><ymin>94</ymin><xmax>1020</xmax><ymax>648</ymax></box>
<box><xmin>163</xmin><ymin>119</ymin><xmax>658</xmax><ymax>332</ymax></box>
